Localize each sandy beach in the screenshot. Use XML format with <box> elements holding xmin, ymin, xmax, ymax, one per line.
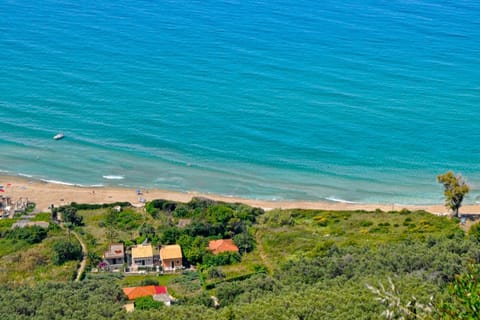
<box><xmin>1</xmin><ymin>174</ymin><xmax>479</xmax><ymax>215</ymax></box>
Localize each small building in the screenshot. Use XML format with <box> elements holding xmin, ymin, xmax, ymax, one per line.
<box><xmin>122</xmin><ymin>285</ymin><xmax>171</xmax><ymax>306</ymax></box>
<box><xmin>208</xmin><ymin>239</ymin><xmax>239</xmax><ymax>255</ymax></box>
<box><xmin>131</xmin><ymin>243</ymin><xmax>154</xmax><ymax>269</ymax></box>
<box><xmin>160</xmin><ymin>244</ymin><xmax>183</xmax><ymax>271</ymax></box>
<box><xmin>103</xmin><ymin>243</ymin><xmax>125</xmax><ymax>270</ymax></box>
<box><xmin>0</xmin><ymin>196</ymin><xmax>12</xmax><ymax>217</ymax></box>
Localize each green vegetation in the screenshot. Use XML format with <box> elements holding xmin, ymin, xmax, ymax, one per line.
<box><xmin>57</xmin><ymin>206</ymin><xmax>84</xmax><ymax>226</ymax></box>
<box><xmin>3</xmin><ymin>198</ymin><xmax>480</xmax><ymax>319</ymax></box>
<box><xmin>119</xmin><ymin>274</ymin><xmax>179</xmax><ymax>287</ymax></box>
<box><xmin>153</xmin><ymin>198</ymin><xmax>261</xmax><ymax>269</ymax></box>
<box><xmin>0</xmin><ymin>223</ymin><xmax>49</xmax><ymax>257</ymax></box>
<box><xmin>440</xmin><ymin>264</ymin><xmax>480</xmax><ymax>319</ymax></box>
<box><xmin>72</xmin><ymin>197</ymin><xmax>261</xmax><ymax>276</ymax></box>
<box><xmin>0</xmin><ymin>278</ymin><xmax>126</xmax><ymax>320</ymax></box>
<box><xmin>0</xmin><ymin>223</ymin><xmax>79</xmax><ymax>284</ymax></box>
<box><xmin>135</xmin><ymin>296</ymin><xmax>164</xmax><ymax>310</ymax></box>
<box><xmin>3</xmin><ymin>225</ymin><xmax>48</xmax><ymax>244</ymax></box>
<box><xmin>31</xmin><ymin>212</ymin><xmax>51</xmax><ymax>222</ymax></box>
<box><xmin>52</xmin><ymin>239</ymin><xmax>82</xmax><ymax>265</ymax></box>
<box><xmin>437</xmin><ymin>171</ymin><xmax>470</xmax><ymax>217</ymax></box>
<box><xmin>70</xmin><ymin>201</ymin><xmax>131</xmax><ymax>210</ymax></box>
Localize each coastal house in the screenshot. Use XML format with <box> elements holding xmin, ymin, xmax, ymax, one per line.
<box><xmin>122</xmin><ymin>285</ymin><xmax>171</xmax><ymax>306</ymax></box>
<box><xmin>103</xmin><ymin>243</ymin><xmax>125</xmax><ymax>270</ymax></box>
<box><xmin>131</xmin><ymin>243</ymin><xmax>154</xmax><ymax>269</ymax></box>
<box><xmin>208</xmin><ymin>239</ymin><xmax>239</xmax><ymax>255</ymax></box>
<box><xmin>160</xmin><ymin>244</ymin><xmax>183</xmax><ymax>271</ymax></box>
<box><xmin>0</xmin><ymin>196</ymin><xmax>12</xmax><ymax>217</ymax></box>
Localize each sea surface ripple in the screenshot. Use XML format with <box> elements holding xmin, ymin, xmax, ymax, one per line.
<box><xmin>0</xmin><ymin>0</ymin><xmax>479</xmax><ymax>204</ymax></box>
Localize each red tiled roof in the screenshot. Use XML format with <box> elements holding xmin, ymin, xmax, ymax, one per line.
<box><xmin>208</xmin><ymin>239</ymin><xmax>239</xmax><ymax>255</ymax></box>
<box><xmin>122</xmin><ymin>286</ymin><xmax>168</xmax><ymax>300</ymax></box>
<box><xmin>155</xmin><ymin>286</ymin><xmax>167</xmax><ymax>294</ymax></box>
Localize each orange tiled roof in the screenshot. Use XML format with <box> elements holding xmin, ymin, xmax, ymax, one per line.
<box><xmin>159</xmin><ymin>244</ymin><xmax>182</xmax><ymax>260</ymax></box>
<box><xmin>131</xmin><ymin>244</ymin><xmax>154</xmax><ymax>259</ymax></box>
<box><xmin>122</xmin><ymin>286</ymin><xmax>168</xmax><ymax>300</ymax></box>
<box><xmin>208</xmin><ymin>239</ymin><xmax>239</xmax><ymax>255</ymax></box>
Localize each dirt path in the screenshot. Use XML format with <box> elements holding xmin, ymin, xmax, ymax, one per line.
<box><xmin>71</xmin><ymin>230</ymin><xmax>87</xmax><ymax>282</ymax></box>
<box><xmin>255</xmin><ymin>230</ymin><xmax>273</xmax><ymax>274</ymax></box>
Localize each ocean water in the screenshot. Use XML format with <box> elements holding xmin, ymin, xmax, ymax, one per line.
<box><xmin>1</xmin><ymin>0</ymin><xmax>479</xmax><ymax>204</ymax></box>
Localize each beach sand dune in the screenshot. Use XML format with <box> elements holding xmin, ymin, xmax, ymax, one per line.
<box><xmin>1</xmin><ymin>175</ymin><xmax>479</xmax><ymax>215</ymax></box>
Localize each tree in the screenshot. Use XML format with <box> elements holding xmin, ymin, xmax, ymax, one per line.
<box><xmin>60</xmin><ymin>206</ymin><xmax>83</xmax><ymax>226</ymax></box>
<box><xmin>437</xmin><ymin>171</ymin><xmax>469</xmax><ymax>217</ymax></box>
<box><xmin>52</xmin><ymin>239</ymin><xmax>82</xmax><ymax>265</ymax></box>
<box><xmin>233</xmin><ymin>223</ymin><xmax>255</xmax><ymax>254</ymax></box>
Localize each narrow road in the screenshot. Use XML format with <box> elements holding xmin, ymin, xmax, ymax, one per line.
<box><xmin>71</xmin><ymin>230</ymin><xmax>87</xmax><ymax>282</ymax></box>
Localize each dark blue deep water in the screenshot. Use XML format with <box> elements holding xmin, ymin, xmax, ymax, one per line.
<box><xmin>1</xmin><ymin>0</ymin><xmax>479</xmax><ymax>204</ymax></box>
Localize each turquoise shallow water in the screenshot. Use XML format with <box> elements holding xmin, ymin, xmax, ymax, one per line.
<box><xmin>1</xmin><ymin>0</ymin><xmax>479</xmax><ymax>204</ymax></box>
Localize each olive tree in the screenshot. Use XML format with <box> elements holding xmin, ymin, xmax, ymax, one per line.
<box><xmin>437</xmin><ymin>171</ymin><xmax>469</xmax><ymax>217</ymax></box>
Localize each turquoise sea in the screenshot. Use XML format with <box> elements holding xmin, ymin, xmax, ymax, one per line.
<box><xmin>1</xmin><ymin>0</ymin><xmax>479</xmax><ymax>204</ymax></box>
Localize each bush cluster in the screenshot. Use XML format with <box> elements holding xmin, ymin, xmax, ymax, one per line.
<box><xmin>3</xmin><ymin>226</ymin><xmax>48</xmax><ymax>244</ymax></box>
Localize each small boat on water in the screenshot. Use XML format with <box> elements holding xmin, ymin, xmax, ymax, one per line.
<box><xmin>53</xmin><ymin>133</ymin><xmax>64</xmax><ymax>140</ymax></box>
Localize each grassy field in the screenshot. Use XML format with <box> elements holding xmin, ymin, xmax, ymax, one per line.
<box><xmin>77</xmin><ymin>207</ymin><xmax>152</xmax><ymax>256</ymax></box>
<box><xmin>0</xmin><ymin>227</ymin><xmax>79</xmax><ymax>284</ymax></box>
<box><xmin>31</xmin><ymin>212</ymin><xmax>51</xmax><ymax>222</ymax></box>
<box><xmin>119</xmin><ymin>273</ymin><xmax>180</xmax><ymax>287</ymax></box>
<box><xmin>256</xmin><ymin>209</ymin><xmax>460</xmax><ymax>268</ymax></box>
<box><xmin>0</xmin><ymin>219</ymin><xmax>26</xmax><ymax>257</ymax></box>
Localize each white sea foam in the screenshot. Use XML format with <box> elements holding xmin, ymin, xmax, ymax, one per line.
<box><xmin>325</xmin><ymin>196</ymin><xmax>359</xmax><ymax>204</ymax></box>
<box><xmin>102</xmin><ymin>175</ymin><xmax>125</xmax><ymax>180</ymax></box>
<box><xmin>18</xmin><ymin>173</ymin><xmax>33</xmax><ymax>178</ymax></box>
<box><xmin>41</xmin><ymin>179</ymin><xmax>76</xmax><ymax>186</ymax></box>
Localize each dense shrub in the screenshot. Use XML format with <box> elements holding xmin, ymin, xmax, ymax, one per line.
<box><xmin>70</xmin><ymin>202</ymin><xmax>131</xmax><ymax>210</ymax></box>
<box><xmin>469</xmin><ymin>221</ymin><xmax>480</xmax><ymax>242</ymax></box>
<box><xmin>233</xmin><ymin>231</ymin><xmax>255</xmax><ymax>253</ymax></box>
<box><xmin>0</xmin><ymin>279</ymin><xmax>126</xmax><ymax>319</ymax></box>
<box><xmin>52</xmin><ymin>239</ymin><xmax>82</xmax><ymax>265</ymax></box>
<box><xmin>187</xmin><ymin>197</ymin><xmax>218</xmax><ymax>210</ymax></box>
<box><xmin>140</xmin><ymin>278</ymin><xmax>159</xmax><ymax>286</ymax></box>
<box><xmin>6</xmin><ymin>226</ymin><xmax>48</xmax><ymax>244</ymax></box>
<box><xmin>135</xmin><ymin>296</ymin><xmax>163</xmax><ymax>310</ymax></box>
<box><xmin>276</xmin><ymin>235</ymin><xmax>480</xmax><ymax>286</ymax></box>
<box><xmin>203</xmin><ymin>252</ymin><xmax>241</xmax><ymax>267</ymax></box>
<box><xmin>216</xmin><ymin>274</ymin><xmax>280</xmax><ymax>306</ymax></box>
<box><xmin>145</xmin><ymin>199</ymin><xmax>177</xmax><ymax>218</ymax></box>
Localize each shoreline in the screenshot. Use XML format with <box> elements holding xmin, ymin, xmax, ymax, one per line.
<box><xmin>1</xmin><ymin>174</ymin><xmax>479</xmax><ymax>215</ymax></box>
